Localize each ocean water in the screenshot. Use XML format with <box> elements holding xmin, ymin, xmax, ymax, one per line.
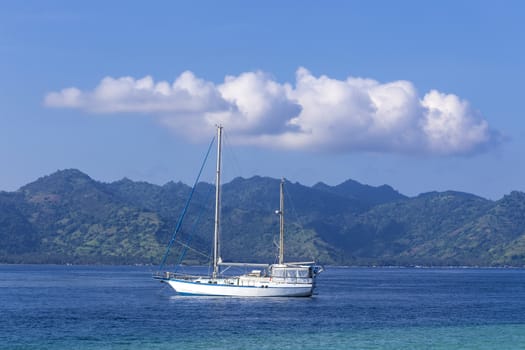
<box><xmin>1</xmin><ymin>265</ymin><xmax>524</xmax><ymax>350</ymax></box>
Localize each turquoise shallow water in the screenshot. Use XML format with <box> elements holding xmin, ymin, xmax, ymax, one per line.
<box><xmin>1</xmin><ymin>266</ymin><xmax>524</xmax><ymax>349</ymax></box>
<box><xmin>10</xmin><ymin>324</ymin><xmax>525</xmax><ymax>350</ymax></box>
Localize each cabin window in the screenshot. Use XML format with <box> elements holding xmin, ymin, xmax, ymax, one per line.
<box><xmin>286</xmin><ymin>270</ymin><xmax>297</xmax><ymax>278</ymax></box>
<box><xmin>297</xmin><ymin>269</ymin><xmax>310</xmax><ymax>278</ymax></box>
<box><xmin>272</xmin><ymin>268</ymin><xmax>285</xmax><ymax>278</ymax></box>
<box><xmin>271</xmin><ymin>267</ymin><xmax>311</xmax><ymax>282</ymax></box>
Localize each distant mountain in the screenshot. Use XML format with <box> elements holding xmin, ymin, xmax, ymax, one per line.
<box><xmin>313</xmin><ymin>179</ymin><xmax>407</xmax><ymax>207</ymax></box>
<box><xmin>335</xmin><ymin>191</ymin><xmax>495</xmax><ymax>265</ymax></box>
<box><xmin>1</xmin><ymin>169</ymin><xmax>168</xmax><ymax>264</ymax></box>
<box><xmin>1</xmin><ymin>169</ymin><xmax>524</xmax><ymax>266</ymax></box>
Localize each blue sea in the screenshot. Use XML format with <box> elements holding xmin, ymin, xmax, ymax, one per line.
<box><xmin>1</xmin><ymin>265</ymin><xmax>524</xmax><ymax>350</ymax></box>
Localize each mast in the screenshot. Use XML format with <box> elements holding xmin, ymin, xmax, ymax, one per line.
<box><xmin>278</xmin><ymin>178</ymin><xmax>285</xmax><ymax>265</ymax></box>
<box><xmin>213</xmin><ymin>125</ymin><xmax>223</xmax><ymax>279</ymax></box>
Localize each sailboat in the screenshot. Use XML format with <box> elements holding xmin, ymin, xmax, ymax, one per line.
<box><xmin>155</xmin><ymin>125</ymin><xmax>323</xmax><ymax>297</ymax></box>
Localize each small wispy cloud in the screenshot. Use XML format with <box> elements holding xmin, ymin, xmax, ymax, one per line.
<box><xmin>45</xmin><ymin>68</ymin><xmax>499</xmax><ymax>155</ymax></box>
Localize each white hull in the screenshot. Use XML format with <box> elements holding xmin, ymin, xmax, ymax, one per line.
<box><xmin>166</xmin><ymin>278</ymin><xmax>313</xmax><ymax>297</ymax></box>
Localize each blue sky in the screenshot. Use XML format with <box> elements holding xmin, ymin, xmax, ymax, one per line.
<box><xmin>1</xmin><ymin>1</ymin><xmax>524</xmax><ymax>199</ymax></box>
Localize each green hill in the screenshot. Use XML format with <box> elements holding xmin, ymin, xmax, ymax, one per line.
<box><xmin>1</xmin><ymin>169</ymin><xmax>524</xmax><ymax>266</ymax></box>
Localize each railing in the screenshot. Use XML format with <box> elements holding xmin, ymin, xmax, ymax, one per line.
<box><xmin>269</xmin><ymin>276</ymin><xmax>313</xmax><ymax>285</ymax></box>
<box><xmin>153</xmin><ymin>271</ymin><xmax>205</xmax><ymax>281</ymax></box>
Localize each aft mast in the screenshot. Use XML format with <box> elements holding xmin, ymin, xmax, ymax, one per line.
<box><xmin>213</xmin><ymin>125</ymin><xmax>223</xmax><ymax>279</ymax></box>
<box><xmin>278</xmin><ymin>178</ymin><xmax>285</xmax><ymax>265</ymax></box>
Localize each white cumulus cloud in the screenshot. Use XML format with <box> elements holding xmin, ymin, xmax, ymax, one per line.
<box><xmin>44</xmin><ymin>68</ymin><xmax>499</xmax><ymax>155</ymax></box>
<box><xmin>45</xmin><ymin>72</ymin><xmax>228</xmax><ymax>114</ymax></box>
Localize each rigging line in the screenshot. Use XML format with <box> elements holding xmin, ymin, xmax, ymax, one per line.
<box><xmin>176</xmin><ymin>184</ymin><xmax>215</xmax><ymax>266</ymax></box>
<box><xmin>283</xmin><ymin>180</ymin><xmax>307</xmax><ymax>234</ymax></box>
<box><xmin>222</xmin><ymin>129</ymin><xmax>244</xmax><ymax>181</ymax></box>
<box><xmin>173</xmin><ymin>238</ymin><xmax>210</xmax><ymax>259</ymax></box>
<box><xmin>273</xmin><ymin>237</ymin><xmax>280</xmax><ymax>264</ymax></box>
<box><xmin>157</xmin><ymin>135</ymin><xmax>216</xmax><ymax>272</ymax></box>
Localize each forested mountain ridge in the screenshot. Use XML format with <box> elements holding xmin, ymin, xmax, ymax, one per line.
<box><xmin>1</xmin><ymin>169</ymin><xmax>524</xmax><ymax>266</ymax></box>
